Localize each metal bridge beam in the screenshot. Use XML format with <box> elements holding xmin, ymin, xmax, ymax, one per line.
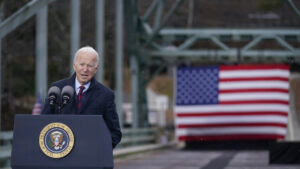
<box><xmin>125</xmin><ymin>0</ymin><xmax>149</xmax><ymax>128</ymax></box>
<box><xmin>70</xmin><ymin>0</ymin><xmax>81</xmax><ymax>74</ymax></box>
<box><xmin>0</xmin><ymin>0</ymin><xmax>55</xmax><ymax>39</ymax></box>
<box><xmin>0</xmin><ymin>3</ymin><xmax>3</xmax><ymax>130</ymax></box>
<box><xmin>151</xmin><ymin>28</ymin><xmax>300</xmax><ymax>62</ymax></box>
<box><xmin>149</xmin><ymin>49</ymin><xmax>300</xmax><ymax>58</ymax></box>
<box><xmin>96</xmin><ymin>0</ymin><xmax>105</xmax><ymax>83</ymax></box>
<box><xmin>115</xmin><ymin>0</ymin><xmax>124</xmax><ymax>127</ymax></box>
<box><xmin>159</xmin><ymin>28</ymin><xmax>300</xmax><ymax>35</ymax></box>
<box><xmin>36</xmin><ymin>5</ymin><xmax>48</xmax><ymax>99</ymax></box>
<box><xmin>286</xmin><ymin>0</ymin><xmax>300</xmax><ymax>17</ymax></box>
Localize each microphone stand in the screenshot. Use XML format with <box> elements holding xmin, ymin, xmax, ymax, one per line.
<box><xmin>58</xmin><ymin>104</ymin><xmax>62</xmax><ymax>114</ymax></box>
<box><xmin>58</xmin><ymin>97</ymin><xmax>70</xmax><ymax>114</ymax></box>
<box><xmin>49</xmin><ymin>100</ymin><xmax>63</xmax><ymax>114</ymax></box>
<box><xmin>49</xmin><ymin>99</ymin><xmax>57</xmax><ymax>114</ymax></box>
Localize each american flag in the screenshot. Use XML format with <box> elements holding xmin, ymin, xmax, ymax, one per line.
<box><xmin>32</xmin><ymin>93</ymin><xmax>42</xmax><ymax>115</ymax></box>
<box><xmin>175</xmin><ymin>64</ymin><xmax>290</xmax><ymax>141</ymax></box>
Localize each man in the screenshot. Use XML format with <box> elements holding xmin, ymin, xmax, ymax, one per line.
<box><xmin>42</xmin><ymin>46</ymin><xmax>122</xmax><ymax>148</ymax></box>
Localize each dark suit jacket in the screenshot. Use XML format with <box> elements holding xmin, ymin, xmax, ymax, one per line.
<box><xmin>42</xmin><ymin>73</ymin><xmax>122</xmax><ymax>148</ymax></box>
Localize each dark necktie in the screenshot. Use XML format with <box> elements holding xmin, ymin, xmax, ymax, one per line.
<box><xmin>77</xmin><ymin>86</ymin><xmax>85</xmax><ymax>113</ymax></box>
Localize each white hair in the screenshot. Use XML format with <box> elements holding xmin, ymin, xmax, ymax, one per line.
<box><xmin>74</xmin><ymin>46</ymin><xmax>99</xmax><ymax>65</ymax></box>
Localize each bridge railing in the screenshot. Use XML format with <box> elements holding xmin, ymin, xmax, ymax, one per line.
<box><xmin>117</xmin><ymin>127</ymin><xmax>157</xmax><ymax>148</ymax></box>
<box><xmin>0</xmin><ymin>131</ymin><xmax>13</xmax><ymax>169</ymax></box>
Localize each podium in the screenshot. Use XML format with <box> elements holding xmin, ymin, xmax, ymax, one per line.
<box><xmin>11</xmin><ymin>114</ymin><xmax>113</xmax><ymax>169</ymax></box>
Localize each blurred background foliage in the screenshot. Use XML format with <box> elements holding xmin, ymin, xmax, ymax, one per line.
<box><xmin>257</xmin><ymin>0</ymin><xmax>283</xmax><ymax>11</ymax></box>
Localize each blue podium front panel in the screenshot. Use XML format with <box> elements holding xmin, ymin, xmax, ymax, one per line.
<box><xmin>11</xmin><ymin>115</ymin><xmax>113</xmax><ymax>169</ymax></box>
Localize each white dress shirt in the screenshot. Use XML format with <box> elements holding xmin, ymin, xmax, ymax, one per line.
<box><xmin>75</xmin><ymin>78</ymin><xmax>90</xmax><ymax>95</ymax></box>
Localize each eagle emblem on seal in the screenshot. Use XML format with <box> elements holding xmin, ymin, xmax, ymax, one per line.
<box><xmin>49</xmin><ymin>131</ymin><xmax>66</xmax><ymax>150</ymax></box>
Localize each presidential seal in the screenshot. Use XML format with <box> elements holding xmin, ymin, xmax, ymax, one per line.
<box><xmin>39</xmin><ymin>122</ymin><xmax>74</xmax><ymax>158</ymax></box>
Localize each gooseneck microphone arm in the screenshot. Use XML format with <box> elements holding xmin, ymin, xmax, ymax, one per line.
<box><xmin>47</xmin><ymin>86</ymin><xmax>61</xmax><ymax>114</ymax></box>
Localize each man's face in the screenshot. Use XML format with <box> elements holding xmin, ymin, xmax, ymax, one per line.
<box><xmin>73</xmin><ymin>51</ymin><xmax>98</xmax><ymax>85</ymax></box>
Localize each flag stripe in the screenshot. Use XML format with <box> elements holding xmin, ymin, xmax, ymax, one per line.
<box><xmin>176</xmin><ymin>111</ymin><xmax>288</xmax><ymax>117</ymax></box>
<box><xmin>219</xmin><ymin>92</ymin><xmax>288</xmax><ymax>101</ymax></box>
<box><xmin>219</xmin><ymin>81</ymin><xmax>289</xmax><ymax>90</ymax></box>
<box><xmin>175</xmin><ymin>115</ymin><xmax>288</xmax><ymax>125</ymax></box>
<box><xmin>177</xmin><ymin>123</ymin><xmax>287</xmax><ymax>128</ymax></box>
<box><xmin>219</xmin><ymin>77</ymin><xmax>289</xmax><ymax>82</ymax></box>
<box><xmin>176</xmin><ymin>127</ymin><xmax>286</xmax><ymax>135</ymax></box>
<box><xmin>175</xmin><ymin>104</ymin><xmax>289</xmax><ymax>113</ymax></box>
<box><xmin>220</xmin><ymin>70</ymin><xmax>289</xmax><ymax>79</ymax></box>
<box><xmin>219</xmin><ymin>100</ymin><xmax>289</xmax><ymax>105</ymax></box>
<box><xmin>178</xmin><ymin>134</ymin><xmax>284</xmax><ymax>141</ymax></box>
<box><xmin>219</xmin><ymin>88</ymin><xmax>289</xmax><ymax>93</ymax></box>
<box><xmin>32</xmin><ymin>93</ymin><xmax>42</xmax><ymax>115</ymax></box>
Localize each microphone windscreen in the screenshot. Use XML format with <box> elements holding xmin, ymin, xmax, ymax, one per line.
<box><xmin>48</xmin><ymin>86</ymin><xmax>61</xmax><ymax>97</ymax></box>
<box><xmin>61</xmin><ymin>85</ymin><xmax>74</xmax><ymax>99</ymax></box>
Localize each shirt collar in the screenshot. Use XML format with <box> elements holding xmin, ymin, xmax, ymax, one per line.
<box><xmin>75</xmin><ymin>78</ymin><xmax>90</xmax><ymax>94</ymax></box>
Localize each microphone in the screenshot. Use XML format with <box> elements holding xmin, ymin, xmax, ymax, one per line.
<box><xmin>47</xmin><ymin>86</ymin><xmax>61</xmax><ymax>106</ymax></box>
<box><xmin>61</xmin><ymin>85</ymin><xmax>74</xmax><ymax>106</ymax></box>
